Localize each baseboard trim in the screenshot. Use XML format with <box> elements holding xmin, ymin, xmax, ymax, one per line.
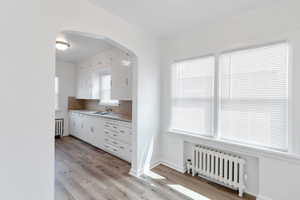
<box><xmin>159</xmin><ymin>160</ymin><xmax>186</xmax><ymax>173</ymax></box>
<box><xmin>257</xmin><ymin>195</ymin><xmax>272</xmax><ymax>200</ymax></box>
<box><xmin>130</xmin><ymin>160</ymin><xmax>162</xmax><ymax>177</ymax></box>
<box><xmin>129</xmin><ymin>168</ymin><xmax>143</xmax><ymax>177</ymax></box>
<box><xmin>150</xmin><ymin>160</ymin><xmax>162</xmax><ymax>169</ymax></box>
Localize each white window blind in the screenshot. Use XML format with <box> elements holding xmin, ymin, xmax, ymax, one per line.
<box><xmin>99</xmin><ymin>74</ymin><xmax>119</xmax><ymax>106</ymax></box>
<box><xmin>170</xmin><ymin>56</ymin><xmax>215</xmax><ymax>135</ymax></box>
<box><xmin>219</xmin><ymin>43</ymin><xmax>289</xmax><ymax>150</ymax></box>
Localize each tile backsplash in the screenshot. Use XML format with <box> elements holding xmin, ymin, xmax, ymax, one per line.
<box><xmin>68</xmin><ymin>97</ymin><xmax>132</xmax><ymax>116</ymax></box>
<box><xmin>68</xmin><ymin>97</ymin><xmax>85</xmax><ymax>110</ymax></box>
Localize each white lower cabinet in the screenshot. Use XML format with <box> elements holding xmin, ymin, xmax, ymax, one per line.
<box><xmin>87</xmin><ymin>116</ymin><xmax>104</xmax><ymax>148</ymax></box>
<box><xmin>69</xmin><ymin>113</ymin><xmax>79</xmax><ymax>137</ymax></box>
<box><xmin>69</xmin><ymin>111</ymin><xmax>132</xmax><ymax>162</ymax></box>
<box><xmin>102</xmin><ymin>119</ymin><xmax>132</xmax><ymax>162</ymax></box>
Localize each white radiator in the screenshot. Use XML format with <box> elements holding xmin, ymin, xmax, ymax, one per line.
<box><xmin>55</xmin><ymin>118</ymin><xmax>64</xmax><ymax>137</ymax></box>
<box><xmin>191</xmin><ymin>145</ymin><xmax>246</xmax><ymax>197</ymax></box>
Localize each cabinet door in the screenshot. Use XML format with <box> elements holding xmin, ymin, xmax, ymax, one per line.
<box><xmin>91</xmin><ymin>68</ymin><xmax>100</xmax><ymax>100</ymax></box>
<box><xmin>111</xmin><ymin>51</ymin><xmax>132</xmax><ymax>100</ymax></box>
<box><xmin>83</xmin><ymin>68</ymin><xmax>92</xmax><ymax>99</ymax></box>
<box><xmin>76</xmin><ymin>114</ymin><xmax>83</xmax><ymax>139</ymax></box>
<box><xmin>84</xmin><ymin>116</ymin><xmax>94</xmax><ymax>144</ymax></box>
<box><xmin>89</xmin><ymin>117</ymin><xmax>104</xmax><ymax>148</ymax></box>
<box><xmin>69</xmin><ymin>113</ymin><xmax>76</xmax><ymax>136</ymax></box>
<box><xmin>70</xmin><ymin>113</ymin><xmax>79</xmax><ymax>137</ymax></box>
<box><xmin>76</xmin><ymin>68</ymin><xmax>84</xmax><ymax>99</ymax></box>
<box><xmin>76</xmin><ymin>67</ymin><xmax>93</xmax><ymax>99</ymax></box>
<box><xmin>77</xmin><ymin>115</ymin><xmax>88</xmax><ymax>141</ymax></box>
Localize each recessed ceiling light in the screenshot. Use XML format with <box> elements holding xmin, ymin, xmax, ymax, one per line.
<box><xmin>56</xmin><ymin>41</ymin><xmax>70</xmax><ymax>51</ymax></box>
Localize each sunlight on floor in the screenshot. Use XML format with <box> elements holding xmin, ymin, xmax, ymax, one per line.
<box><xmin>168</xmin><ymin>184</ymin><xmax>211</xmax><ymax>200</ymax></box>
<box><xmin>144</xmin><ymin>170</ymin><xmax>166</xmax><ymax>180</ymax></box>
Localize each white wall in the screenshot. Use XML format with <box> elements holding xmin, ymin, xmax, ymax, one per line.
<box><xmin>55</xmin><ymin>61</ymin><xmax>77</xmax><ymax>136</ymax></box>
<box><xmin>0</xmin><ymin>0</ymin><xmax>160</xmax><ymax>199</ymax></box>
<box><xmin>160</xmin><ymin>1</ymin><xmax>300</xmax><ymax>200</ymax></box>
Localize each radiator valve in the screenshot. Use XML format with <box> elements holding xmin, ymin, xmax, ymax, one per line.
<box><xmin>186</xmin><ymin>159</ymin><xmax>192</xmax><ymax>174</ymax></box>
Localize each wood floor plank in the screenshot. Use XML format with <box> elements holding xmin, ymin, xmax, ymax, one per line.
<box><xmin>55</xmin><ymin>137</ymin><xmax>255</xmax><ymax>200</ymax></box>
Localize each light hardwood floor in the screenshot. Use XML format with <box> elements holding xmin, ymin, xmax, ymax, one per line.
<box><xmin>55</xmin><ymin>136</ymin><xmax>255</xmax><ymax>200</ymax></box>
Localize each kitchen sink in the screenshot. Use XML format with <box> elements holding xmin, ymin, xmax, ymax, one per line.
<box><xmin>94</xmin><ymin>111</ymin><xmax>109</xmax><ymax>115</ymax></box>
<box><xmin>92</xmin><ymin>111</ymin><xmax>121</xmax><ymax>120</ymax></box>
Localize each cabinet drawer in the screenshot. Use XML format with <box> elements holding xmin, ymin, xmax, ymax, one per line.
<box><xmin>104</xmin><ymin>123</ymin><xmax>119</xmax><ymax>132</ymax></box>
<box><xmin>103</xmin><ymin>137</ymin><xmax>131</xmax><ymax>162</ymax></box>
<box><xmin>104</xmin><ymin>119</ymin><xmax>131</xmax><ymax>128</ymax></box>
<box><xmin>117</xmin><ymin>127</ymin><xmax>132</xmax><ymax>144</ymax></box>
<box><xmin>104</xmin><ymin>137</ymin><xmax>120</xmax><ymax>147</ymax></box>
<box><xmin>104</xmin><ymin>129</ymin><xmax>110</xmax><ymax>137</ymax></box>
<box><xmin>104</xmin><ymin>119</ymin><xmax>132</xmax><ymax>144</ymax></box>
<box><xmin>105</xmin><ymin>129</ymin><xmax>119</xmax><ymax>138</ymax></box>
<box><xmin>103</xmin><ymin>143</ymin><xmax>119</xmax><ymax>155</ymax></box>
<box><xmin>118</xmin><ymin>144</ymin><xmax>132</xmax><ymax>162</ymax></box>
<box><xmin>103</xmin><ymin>125</ymin><xmax>117</xmax><ymax>132</ymax></box>
<box><xmin>117</xmin><ymin>121</ymin><xmax>131</xmax><ymax>128</ymax></box>
<box><xmin>104</xmin><ymin>128</ymin><xmax>131</xmax><ymax>144</ymax></box>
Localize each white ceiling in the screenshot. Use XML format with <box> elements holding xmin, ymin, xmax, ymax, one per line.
<box><xmin>56</xmin><ymin>32</ymin><xmax>115</xmax><ymax>64</ymax></box>
<box><xmin>90</xmin><ymin>0</ymin><xmax>279</xmax><ymax>37</ymax></box>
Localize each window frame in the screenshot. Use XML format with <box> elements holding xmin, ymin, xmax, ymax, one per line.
<box><xmin>168</xmin><ymin>41</ymin><xmax>292</xmax><ymax>153</ymax></box>
<box><xmin>98</xmin><ymin>70</ymin><xmax>119</xmax><ymax>107</ymax></box>
<box><xmin>169</xmin><ymin>54</ymin><xmax>216</xmax><ymax>136</ymax></box>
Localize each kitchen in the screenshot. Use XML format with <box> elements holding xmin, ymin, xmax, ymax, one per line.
<box><xmin>3</xmin><ymin>1</ymin><xmax>300</xmax><ymax>200</ymax></box>
<box><xmin>55</xmin><ymin>31</ymin><xmax>134</xmax><ymax>164</ymax></box>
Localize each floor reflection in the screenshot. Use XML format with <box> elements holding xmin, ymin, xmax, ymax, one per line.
<box><xmin>140</xmin><ymin>165</ymin><xmax>252</xmax><ymax>200</ymax></box>
<box><xmin>168</xmin><ymin>184</ymin><xmax>211</xmax><ymax>200</ymax></box>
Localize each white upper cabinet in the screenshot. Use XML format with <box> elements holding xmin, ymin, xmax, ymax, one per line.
<box><xmin>76</xmin><ymin>48</ymin><xmax>132</xmax><ymax>100</ymax></box>
<box><xmin>76</xmin><ymin>66</ymin><xmax>89</xmax><ymax>99</ymax></box>
<box><xmin>76</xmin><ymin>66</ymin><xmax>95</xmax><ymax>99</ymax></box>
<box><xmin>111</xmin><ymin>50</ymin><xmax>132</xmax><ymax>100</ymax></box>
<box><xmin>90</xmin><ymin>67</ymin><xmax>100</xmax><ymax>99</ymax></box>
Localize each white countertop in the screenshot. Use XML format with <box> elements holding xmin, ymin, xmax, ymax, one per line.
<box><xmin>69</xmin><ymin>110</ymin><xmax>132</xmax><ymax>123</ymax></box>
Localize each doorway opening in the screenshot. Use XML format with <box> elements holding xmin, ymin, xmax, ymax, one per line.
<box><xmin>54</xmin><ymin>30</ymin><xmax>136</xmax><ymax>199</ymax></box>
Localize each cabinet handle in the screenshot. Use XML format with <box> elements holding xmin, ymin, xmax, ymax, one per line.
<box><xmin>120</xmin><ymin>130</ymin><xmax>125</xmax><ymax>133</ymax></box>
<box><xmin>113</xmin><ymin>141</ymin><xmax>118</xmax><ymax>145</ymax></box>
<box><xmin>113</xmin><ymin>134</ymin><xmax>117</xmax><ymax>137</ymax></box>
<box><xmin>113</xmin><ymin>149</ymin><xmax>117</xmax><ymax>152</ymax></box>
<box><xmin>126</xmin><ymin>78</ymin><xmax>128</xmax><ymax>86</ymax></box>
<box><xmin>113</xmin><ymin>126</ymin><xmax>117</xmax><ymax>129</ymax></box>
<box><xmin>120</xmin><ymin>146</ymin><xmax>124</xmax><ymax>149</ymax></box>
<box><xmin>90</xmin><ymin>127</ymin><xmax>94</xmax><ymax>132</ymax></box>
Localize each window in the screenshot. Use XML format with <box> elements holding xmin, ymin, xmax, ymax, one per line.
<box><xmin>219</xmin><ymin>43</ymin><xmax>289</xmax><ymax>150</ymax></box>
<box><xmin>169</xmin><ymin>42</ymin><xmax>289</xmax><ymax>151</ymax></box>
<box><xmin>99</xmin><ymin>74</ymin><xmax>119</xmax><ymax>106</ymax></box>
<box><xmin>170</xmin><ymin>56</ymin><xmax>215</xmax><ymax>135</ymax></box>
<box><xmin>55</xmin><ymin>76</ymin><xmax>59</xmax><ymax>110</ymax></box>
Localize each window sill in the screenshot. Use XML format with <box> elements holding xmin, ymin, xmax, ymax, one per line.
<box><xmin>167</xmin><ymin>129</ymin><xmax>300</xmax><ymax>164</ymax></box>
